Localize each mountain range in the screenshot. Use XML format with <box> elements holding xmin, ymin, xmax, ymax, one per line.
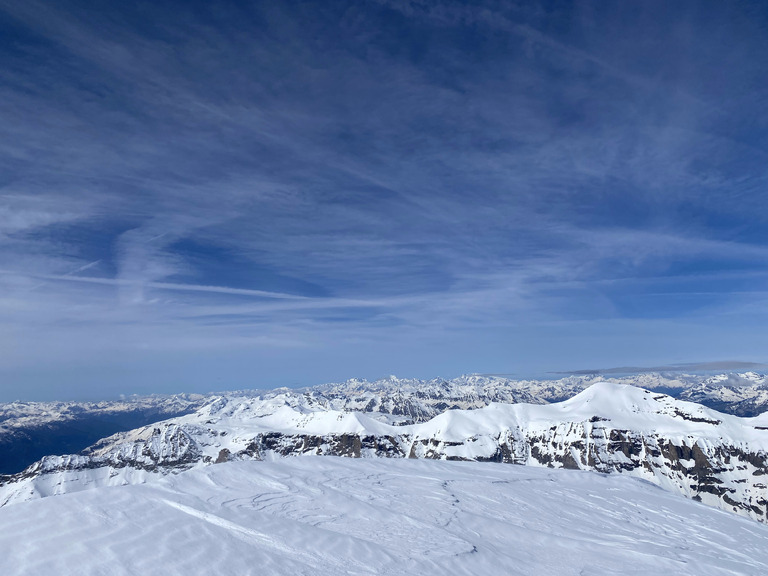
<box><xmin>2</xmin><ymin>375</ymin><xmax>768</xmax><ymax>525</ymax></box>
<box><xmin>4</xmin><ymin>370</ymin><xmax>768</xmax><ymax>475</ymax></box>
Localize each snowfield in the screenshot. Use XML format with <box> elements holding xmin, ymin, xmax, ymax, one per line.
<box><xmin>1</xmin><ymin>457</ymin><xmax>767</xmax><ymax>576</ymax></box>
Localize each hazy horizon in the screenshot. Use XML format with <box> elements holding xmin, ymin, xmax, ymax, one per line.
<box><xmin>2</xmin><ymin>360</ymin><xmax>767</xmax><ymax>403</ymax></box>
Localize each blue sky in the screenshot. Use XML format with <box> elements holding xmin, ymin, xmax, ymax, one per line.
<box><xmin>1</xmin><ymin>0</ymin><xmax>767</xmax><ymax>400</ymax></box>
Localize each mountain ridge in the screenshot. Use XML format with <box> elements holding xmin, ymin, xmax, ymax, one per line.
<box><xmin>2</xmin><ymin>381</ymin><xmax>767</xmax><ymax>524</ymax></box>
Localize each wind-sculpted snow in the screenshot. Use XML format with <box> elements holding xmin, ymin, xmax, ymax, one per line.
<box><xmin>1</xmin><ymin>458</ymin><xmax>768</xmax><ymax>576</ymax></box>
<box><xmin>2</xmin><ymin>382</ymin><xmax>768</xmax><ymax>524</ymax></box>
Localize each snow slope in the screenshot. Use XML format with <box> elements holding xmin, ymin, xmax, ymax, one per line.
<box><xmin>1</xmin><ymin>458</ymin><xmax>767</xmax><ymax>576</ymax></box>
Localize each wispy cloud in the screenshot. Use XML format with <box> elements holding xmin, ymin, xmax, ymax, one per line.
<box><xmin>1</xmin><ymin>0</ymin><xmax>767</xmax><ymax>398</ymax></box>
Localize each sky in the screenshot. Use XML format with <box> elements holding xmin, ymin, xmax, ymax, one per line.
<box><xmin>1</xmin><ymin>0</ymin><xmax>767</xmax><ymax>401</ymax></box>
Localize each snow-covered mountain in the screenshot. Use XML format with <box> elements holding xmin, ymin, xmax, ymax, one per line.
<box><xmin>310</xmin><ymin>372</ymin><xmax>768</xmax><ymax>420</ymax></box>
<box><xmin>3</xmin><ymin>382</ymin><xmax>768</xmax><ymax>524</ymax></box>
<box><xmin>3</xmin><ymin>458</ymin><xmax>768</xmax><ymax>576</ymax></box>
<box><xmin>4</xmin><ymin>371</ymin><xmax>767</xmax><ymax>475</ymax></box>
<box><xmin>0</xmin><ymin>393</ymin><xmax>207</xmax><ymax>474</ymax></box>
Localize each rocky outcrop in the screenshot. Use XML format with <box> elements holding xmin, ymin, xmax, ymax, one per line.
<box><xmin>221</xmin><ymin>433</ymin><xmax>407</xmax><ymax>460</ymax></box>
<box><xmin>0</xmin><ymin>424</ymin><xmax>202</xmax><ymax>486</ymax></box>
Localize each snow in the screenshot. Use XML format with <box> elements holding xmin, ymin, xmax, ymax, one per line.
<box><xmin>1</xmin><ymin>457</ymin><xmax>767</xmax><ymax>575</ymax></box>
<box><xmin>192</xmin><ymin>382</ymin><xmax>768</xmax><ymax>448</ymax></box>
<box><xmin>3</xmin><ymin>381</ymin><xmax>768</xmax><ymax>524</ymax></box>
